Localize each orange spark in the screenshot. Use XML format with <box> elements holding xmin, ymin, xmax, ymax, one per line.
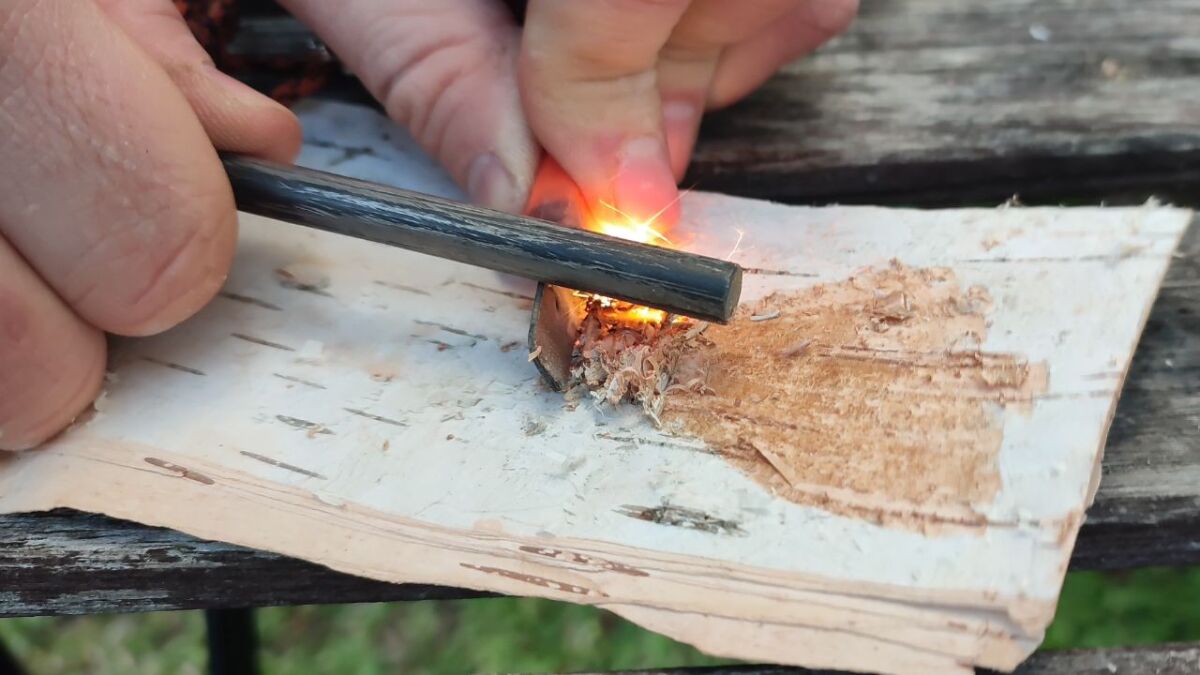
<box><xmin>726</xmin><ymin>228</ymin><xmax>746</xmax><ymax>261</ymax></box>
<box><xmin>575</xmin><ymin>199</ymin><xmax>685</xmax><ymax>328</ymax></box>
<box><xmin>594</xmin><ymin>200</ymin><xmax>675</xmax><ymax>246</ymax></box>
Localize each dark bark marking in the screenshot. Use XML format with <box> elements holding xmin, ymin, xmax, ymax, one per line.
<box><xmin>143</xmin><ymin>458</ymin><xmax>215</xmax><ymax>485</ymax></box>
<box><xmin>275</xmin><ymin>415</ymin><xmax>333</xmax><ymax>434</ymax></box>
<box><xmin>458</xmin><ymin>282</ymin><xmax>534</xmax><ymax>302</ymax></box>
<box><xmin>140</xmin><ymin>357</ymin><xmax>206</xmax><ymax>377</ymax></box>
<box><xmin>373</xmin><ymin>280</ymin><xmax>431</xmax><ymax>295</ymax></box>
<box><xmin>518</xmin><ymin>545</ymin><xmax>649</xmax><ymax>577</ymax></box>
<box><xmin>616</xmin><ymin>505</ymin><xmax>745</xmax><ymax>536</ymax></box>
<box><xmin>741</xmin><ymin>267</ymin><xmax>818</xmax><ymax>278</ymax></box>
<box><xmin>239</xmin><ymin>451</ymin><xmax>326</xmax><ymax>480</ymax></box>
<box><xmin>343</xmin><ymin>408</ymin><xmax>409</xmax><ymax>427</ymax></box>
<box><xmin>303</xmin><ymin>138</ymin><xmax>377</xmax><ymax>167</ymax></box>
<box><xmin>272</xmin><ymin>373</ymin><xmax>326</xmax><ymax>389</ymax></box>
<box><xmin>232</xmin><ymin>333</ymin><xmax>296</xmax><ymax>352</ymax></box>
<box><xmin>274</xmin><ymin>268</ymin><xmax>333</xmax><ymax>297</ymax></box>
<box><xmin>413</xmin><ymin>320</ymin><xmax>489</xmax><ymax>342</ymax></box>
<box><xmin>217</xmin><ymin>292</ymin><xmax>282</xmax><ymax>311</ymax></box>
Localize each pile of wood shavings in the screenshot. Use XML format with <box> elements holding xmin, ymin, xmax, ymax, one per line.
<box><xmin>568</xmin><ymin>299</ymin><xmax>714</xmax><ymax>424</ymax></box>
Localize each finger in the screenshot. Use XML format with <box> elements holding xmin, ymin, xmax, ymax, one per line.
<box><xmin>708</xmin><ymin>0</ymin><xmax>859</xmax><ymax>109</ymax></box>
<box><xmin>656</xmin><ymin>53</ymin><xmax>718</xmax><ymax>181</ymax></box>
<box><xmin>658</xmin><ymin>0</ymin><xmax>800</xmax><ymax>177</ymax></box>
<box><xmin>280</xmin><ymin>0</ymin><xmax>537</xmax><ymax>213</ymax></box>
<box><xmin>525</xmin><ymin>155</ymin><xmax>591</xmax><ymax>229</ymax></box>
<box><xmin>95</xmin><ymin>0</ymin><xmax>302</xmax><ymax>162</ymax></box>
<box><xmin>0</xmin><ymin>0</ymin><xmax>239</xmax><ymax>336</ymax></box>
<box><xmin>0</xmin><ymin>236</ymin><xmax>106</xmax><ymax>451</ymax></box>
<box><xmin>521</xmin><ymin>0</ymin><xmax>693</xmax><ymax>227</ymax></box>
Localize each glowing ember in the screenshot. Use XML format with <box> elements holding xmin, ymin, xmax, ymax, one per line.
<box><xmin>553</xmin><ymin>198</ymin><xmax>711</xmax><ymax>420</ymax></box>
<box><xmin>572</xmin><ymin>291</ymin><xmax>669</xmax><ymax>325</ymax></box>
<box><xmin>581</xmin><ymin>204</ymin><xmax>682</xmax><ymax>327</ymax></box>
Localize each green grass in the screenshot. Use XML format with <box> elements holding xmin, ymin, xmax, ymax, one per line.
<box><xmin>1043</xmin><ymin>568</ymin><xmax>1200</xmax><ymax>650</ymax></box>
<box><xmin>3</xmin><ymin>568</ymin><xmax>1199</xmax><ymax>674</ymax></box>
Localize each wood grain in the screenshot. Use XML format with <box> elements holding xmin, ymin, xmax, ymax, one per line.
<box><xmin>0</xmin><ymin>509</ymin><xmax>486</xmax><ymax>617</ymax></box>
<box><xmin>685</xmin><ymin>0</ymin><xmax>1200</xmax><ymax>207</ymax></box>
<box><xmin>302</xmin><ymin>0</ymin><xmax>1200</xmax><ymax>207</ymax></box>
<box><xmin>305</xmin><ymin>0</ymin><xmax>1200</xmax><ymax>207</ymax></box>
<box><xmin>1071</xmin><ymin>219</ymin><xmax>1200</xmax><ymax>569</ymax></box>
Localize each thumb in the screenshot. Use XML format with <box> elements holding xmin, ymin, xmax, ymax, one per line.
<box><xmin>95</xmin><ymin>0</ymin><xmax>302</xmax><ymax>162</ymax></box>
<box><xmin>520</xmin><ymin>0</ymin><xmax>691</xmax><ymax>228</ymax></box>
<box><xmin>279</xmin><ymin>0</ymin><xmax>538</xmax><ymax>214</ymax></box>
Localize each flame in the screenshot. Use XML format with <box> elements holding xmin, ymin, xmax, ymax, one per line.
<box><xmin>579</xmin><ymin>201</ymin><xmax>681</xmax><ymax>326</ymax></box>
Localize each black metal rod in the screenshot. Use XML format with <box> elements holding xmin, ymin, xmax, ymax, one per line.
<box><xmin>0</xmin><ymin>635</ymin><xmax>26</xmax><ymax>675</ymax></box>
<box><xmin>205</xmin><ymin>608</ymin><xmax>258</xmax><ymax>675</ymax></box>
<box><xmin>223</xmin><ymin>155</ymin><xmax>742</xmax><ymax>323</ymax></box>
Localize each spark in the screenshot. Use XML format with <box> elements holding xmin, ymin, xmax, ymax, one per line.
<box><xmin>575</xmin><ymin>191</ymin><xmax>697</xmax><ymax>329</ymax></box>
<box><xmin>594</xmin><ymin>199</ymin><xmax>675</xmax><ymax>246</ymax></box>
<box><xmin>642</xmin><ymin>184</ymin><xmax>692</xmax><ymax>228</ymax></box>
<box><xmin>725</xmin><ymin>228</ymin><xmax>746</xmax><ymax>261</ymax></box>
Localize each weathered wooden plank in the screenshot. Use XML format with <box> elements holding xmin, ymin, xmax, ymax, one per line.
<box><xmin>686</xmin><ymin>0</ymin><xmax>1200</xmax><ymax>207</ymax></box>
<box><xmin>598</xmin><ymin>643</ymin><xmax>1200</xmax><ymax>675</ymax></box>
<box><xmin>0</xmin><ymin>509</ymin><xmax>485</xmax><ymax>617</ymax></box>
<box><xmin>1071</xmin><ymin>219</ymin><xmax>1200</xmax><ymax>569</ymax></box>
<box><xmin>289</xmin><ymin>0</ymin><xmax>1200</xmax><ymax>208</ymax></box>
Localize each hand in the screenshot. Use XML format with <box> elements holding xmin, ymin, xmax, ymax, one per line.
<box><xmin>0</xmin><ymin>0</ymin><xmax>853</xmax><ymax>450</ymax></box>
<box><xmin>0</xmin><ymin>0</ymin><xmax>300</xmax><ymax>450</ymax></box>
<box><xmin>280</xmin><ymin>0</ymin><xmax>858</xmax><ymax>225</ymax></box>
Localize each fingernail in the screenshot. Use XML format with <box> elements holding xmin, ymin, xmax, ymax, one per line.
<box><xmin>662</xmin><ymin>99</ymin><xmax>698</xmax><ymax>126</ymax></box>
<box><xmin>467</xmin><ymin>153</ymin><xmax>521</xmax><ymax>213</ymax></box>
<box><xmin>661</xmin><ymin>99</ymin><xmax>700</xmax><ymax>179</ymax></box>
<box><xmin>614</xmin><ymin>137</ymin><xmax>679</xmax><ymax>226</ymax></box>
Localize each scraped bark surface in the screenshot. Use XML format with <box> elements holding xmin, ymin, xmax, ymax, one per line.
<box><xmin>662</xmin><ymin>263</ymin><xmax>1047</xmax><ymax>528</ymax></box>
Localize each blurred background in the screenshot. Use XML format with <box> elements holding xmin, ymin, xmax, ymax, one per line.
<box><xmin>2</xmin><ymin>568</ymin><xmax>1199</xmax><ymax>673</ymax></box>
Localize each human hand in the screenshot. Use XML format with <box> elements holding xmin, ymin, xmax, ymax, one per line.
<box><xmin>0</xmin><ymin>0</ymin><xmax>300</xmax><ymax>450</ymax></box>
<box><xmin>280</xmin><ymin>0</ymin><xmax>858</xmax><ymax>226</ymax></box>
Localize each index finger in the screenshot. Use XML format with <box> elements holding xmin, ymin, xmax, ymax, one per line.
<box><xmin>521</xmin><ymin>0</ymin><xmax>692</xmax><ymax>229</ymax></box>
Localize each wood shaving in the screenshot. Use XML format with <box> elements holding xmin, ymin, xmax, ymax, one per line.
<box><xmin>567</xmin><ymin>299</ymin><xmax>714</xmax><ymax>425</ymax></box>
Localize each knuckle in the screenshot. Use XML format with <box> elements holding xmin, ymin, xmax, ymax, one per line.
<box><xmin>372</xmin><ymin>29</ymin><xmax>493</xmax><ymax>148</ymax></box>
<box><xmin>74</xmin><ymin>175</ymin><xmax>236</xmax><ymax>336</ymax></box>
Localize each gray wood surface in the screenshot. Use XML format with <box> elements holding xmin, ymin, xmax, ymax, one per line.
<box><xmin>0</xmin><ymin>0</ymin><xmax>1197</xmax><ymax>617</ymax></box>
<box><xmin>688</xmin><ymin>0</ymin><xmax>1200</xmax><ymax>207</ymax></box>
<box><xmin>596</xmin><ymin>644</ymin><xmax>1200</xmax><ymax>675</ymax></box>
